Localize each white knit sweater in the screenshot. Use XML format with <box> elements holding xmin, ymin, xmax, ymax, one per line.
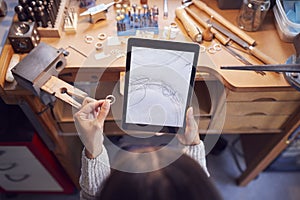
<box><xmin>80</xmin><ymin>141</ymin><xmax>209</xmax><ymax>200</ymax></box>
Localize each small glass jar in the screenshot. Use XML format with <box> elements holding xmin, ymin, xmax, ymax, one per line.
<box><xmin>237</xmin><ymin>0</ymin><xmax>270</xmax><ymax>31</ymax></box>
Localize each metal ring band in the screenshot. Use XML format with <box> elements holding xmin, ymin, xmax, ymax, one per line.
<box><xmin>98</xmin><ymin>33</ymin><xmax>107</xmax><ymax>40</ymax></box>
<box><xmin>85</xmin><ymin>35</ymin><xmax>94</xmax><ymax>44</ymax></box>
<box><xmin>170</xmin><ymin>22</ymin><xmax>177</xmax><ymax>28</ymax></box>
<box><xmin>106</xmin><ymin>94</ymin><xmax>116</xmax><ymax>105</ymax></box>
<box><xmin>213</xmin><ymin>43</ymin><xmax>222</xmax><ymax>51</ymax></box>
<box><xmin>207</xmin><ymin>46</ymin><xmax>216</xmax><ymax>54</ymax></box>
<box><xmin>95</xmin><ymin>42</ymin><xmax>103</xmax><ymax>51</ymax></box>
<box><xmin>110</xmin><ymin>49</ymin><xmax>121</xmax><ymax>55</ymax></box>
<box><xmin>200</xmin><ymin>45</ymin><xmax>206</xmax><ymax>53</ymax></box>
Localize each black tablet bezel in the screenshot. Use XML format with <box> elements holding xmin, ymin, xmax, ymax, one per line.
<box><xmin>122</xmin><ymin>38</ymin><xmax>199</xmax><ymax>134</ymax></box>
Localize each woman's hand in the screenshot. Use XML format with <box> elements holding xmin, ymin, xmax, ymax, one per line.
<box><xmin>177</xmin><ymin>107</ymin><xmax>201</xmax><ymax>146</ymax></box>
<box><xmin>74</xmin><ymin>97</ymin><xmax>110</xmax><ymax>159</ymax></box>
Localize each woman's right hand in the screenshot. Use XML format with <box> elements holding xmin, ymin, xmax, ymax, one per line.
<box><xmin>73</xmin><ymin>97</ymin><xmax>110</xmax><ymax>159</ymax></box>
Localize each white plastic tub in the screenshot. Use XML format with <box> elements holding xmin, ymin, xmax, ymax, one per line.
<box><xmin>274</xmin><ymin>0</ymin><xmax>300</xmax><ymax>42</ymax></box>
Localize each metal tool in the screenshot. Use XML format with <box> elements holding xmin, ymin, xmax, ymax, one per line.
<box><xmin>64</xmin><ymin>7</ymin><xmax>78</xmax><ymax>33</ymax></box>
<box><xmin>191</xmin><ymin>0</ymin><xmax>256</xmax><ymax>46</ymax></box>
<box><xmin>221</xmin><ymin>64</ymin><xmax>300</xmax><ymax>72</ymax></box>
<box><xmin>14</xmin><ymin>0</ymin><xmax>62</xmax><ymax>28</ymax></box>
<box><xmin>11</xmin><ymin>42</ymin><xmax>68</xmax><ymax>104</ymax></box>
<box><xmin>183</xmin><ymin>0</ymin><xmax>277</xmax><ymax>65</ymax></box>
<box><xmin>223</xmin><ymin>46</ymin><xmax>253</xmax><ymax>65</ymax></box>
<box><xmin>163</xmin><ymin>0</ymin><xmax>168</xmax><ymax>18</ymax></box>
<box><xmin>221</xmin><ymin>34</ymin><xmax>300</xmax><ymax>91</ymax></box>
<box><xmin>80</xmin><ymin>2</ymin><xmax>114</xmax><ymax>24</ymax></box>
<box><xmin>14</xmin><ymin>5</ymin><xmax>28</xmax><ymax>21</ymax></box>
<box><xmin>183</xmin><ymin>6</ymin><xmax>230</xmax><ymax>45</ymax></box>
<box><xmin>8</xmin><ymin>21</ymin><xmax>41</xmax><ymax>53</ymax></box>
<box><xmin>222</xmin><ymin>45</ymin><xmax>268</xmax><ymax>75</ymax></box>
<box><xmin>209</xmin><ymin>20</ymin><xmax>278</xmax><ymax>65</ymax></box>
<box><xmin>209</xmin><ymin>21</ymin><xmax>248</xmax><ymax>49</ymax></box>
<box><xmin>181</xmin><ymin>2</ymin><xmax>253</xmax><ymax>66</ymax></box>
<box><xmin>182</xmin><ymin>1</ymin><xmax>264</xmax><ymax>74</ymax></box>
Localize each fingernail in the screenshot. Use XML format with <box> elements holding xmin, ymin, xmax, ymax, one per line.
<box><xmin>188</xmin><ymin>107</ymin><xmax>193</xmax><ymax>117</ymax></box>
<box><xmin>102</xmin><ymin>100</ymin><xmax>110</xmax><ymax>109</ymax></box>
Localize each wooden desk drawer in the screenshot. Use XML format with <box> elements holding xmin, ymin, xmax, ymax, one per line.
<box><xmin>226</xmin><ymin>91</ymin><xmax>300</xmax><ymax>102</ymax></box>
<box><xmin>226</xmin><ymin>101</ymin><xmax>300</xmax><ymax>115</ymax></box>
<box><xmin>223</xmin><ymin>115</ymin><xmax>289</xmax><ymax>130</ymax></box>
<box><xmin>57</xmin><ymin>120</ymin><xmax>125</xmax><ymax>135</ymax></box>
<box><xmin>57</xmin><ymin>117</ymin><xmax>211</xmax><ymax>135</ymax></box>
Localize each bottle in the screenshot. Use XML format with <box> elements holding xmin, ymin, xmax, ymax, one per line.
<box><xmin>237</xmin><ymin>0</ymin><xmax>270</xmax><ymax>31</ymax></box>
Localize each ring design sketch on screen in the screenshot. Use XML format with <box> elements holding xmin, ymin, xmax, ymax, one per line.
<box><xmin>126</xmin><ymin>47</ymin><xmax>194</xmax><ymax>127</ymax></box>
<box><xmin>122</xmin><ymin>38</ymin><xmax>199</xmax><ymax>133</ymax></box>
<box><xmin>127</xmin><ymin>76</ymin><xmax>183</xmax><ymax>126</ymax></box>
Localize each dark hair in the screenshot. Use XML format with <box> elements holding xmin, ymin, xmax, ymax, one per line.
<box><xmin>99</xmin><ymin>147</ymin><xmax>222</xmax><ymax>200</ymax></box>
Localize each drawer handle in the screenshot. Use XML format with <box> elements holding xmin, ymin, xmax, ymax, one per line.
<box><xmin>237</xmin><ymin>126</ymin><xmax>259</xmax><ymax>130</ymax></box>
<box><xmin>59</xmin><ymin>72</ymin><xmax>73</xmax><ymax>77</ymax></box>
<box><xmin>0</xmin><ymin>163</ymin><xmax>17</xmax><ymax>171</ymax></box>
<box><xmin>245</xmin><ymin>112</ymin><xmax>267</xmax><ymax>116</ymax></box>
<box><xmin>5</xmin><ymin>174</ymin><xmax>30</xmax><ymax>182</ymax></box>
<box><xmin>252</xmin><ymin>98</ymin><xmax>277</xmax><ymax>102</ymax></box>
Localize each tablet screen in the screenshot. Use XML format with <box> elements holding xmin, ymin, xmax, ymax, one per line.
<box><xmin>122</xmin><ymin>38</ymin><xmax>199</xmax><ymax>134</ymax></box>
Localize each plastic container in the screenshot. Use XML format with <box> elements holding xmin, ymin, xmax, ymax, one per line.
<box><xmin>273</xmin><ymin>0</ymin><xmax>300</xmax><ymax>42</ymax></box>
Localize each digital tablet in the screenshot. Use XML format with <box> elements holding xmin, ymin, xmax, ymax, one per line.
<box><xmin>122</xmin><ymin>38</ymin><xmax>199</xmax><ymax>134</ymax></box>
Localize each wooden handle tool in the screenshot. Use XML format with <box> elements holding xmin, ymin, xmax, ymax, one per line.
<box><xmin>192</xmin><ymin>0</ymin><xmax>256</xmax><ymax>46</ymax></box>
<box><xmin>41</xmin><ymin>76</ymin><xmax>116</xmax><ymax>109</ymax></box>
<box><xmin>175</xmin><ymin>7</ymin><xmax>202</xmax><ymax>42</ymax></box>
<box><xmin>249</xmin><ymin>46</ymin><xmax>279</xmax><ymax>65</ymax></box>
<box><xmin>41</xmin><ymin>76</ymin><xmax>88</xmax><ymax>109</ymax></box>
<box><xmin>185</xmin><ymin>7</ymin><xmax>230</xmax><ymax>45</ymax></box>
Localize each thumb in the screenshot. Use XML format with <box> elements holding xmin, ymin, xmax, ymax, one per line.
<box><xmin>97</xmin><ymin>100</ymin><xmax>110</xmax><ymax>125</ymax></box>
<box><xmin>186</xmin><ymin>107</ymin><xmax>194</xmax><ymax>127</ymax></box>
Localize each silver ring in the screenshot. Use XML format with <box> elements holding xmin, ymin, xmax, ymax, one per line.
<box><xmin>95</xmin><ymin>42</ymin><xmax>103</xmax><ymax>51</ymax></box>
<box><xmin>110</xmin><ymin>49</ymin><xmax>122</xmax><ymax>55</ymax></box>
<box><xmin>106</xmin><ymin>95</ymin><xmax>116</xmax><ymax>105</ymax></box>
<box><xmin>199</xmin><ymin>45</ymin><xmax>206</xmax><ymax>53</ymax></box>
<box><xmin>98</xmin><ymin>33</ymin><xmax>107</xmax><ymax>40</ymax></box>
<box><xmin>213</xmin><ymin>43</ymin><xmax>222</xmax><ymax>51</ymax></box>
<box><xmin>85</xmin><ymin>35</ymin><xmax>94</xmax><ymax>44</ymax></box>
<box><xmin>207</xmin><ymin>46</ymin><xmax>216</xmax><ymax>54</ymax></box>
<box><xmin>170</xmin><ymin>22</ymin><xmax>177</xmax><ymax>28</ymax></box>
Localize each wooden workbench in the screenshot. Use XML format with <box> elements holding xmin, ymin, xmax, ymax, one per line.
<box><xmin>1</xmin><ymin>0</ymin><xmax>299</xmax><ymax>188</ymax></box>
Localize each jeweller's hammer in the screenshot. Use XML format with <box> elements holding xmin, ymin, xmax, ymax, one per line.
<box><xmin>175</xmin><ymin>4</ymin><xmax>202</xmax><ymax>43</ymax></box>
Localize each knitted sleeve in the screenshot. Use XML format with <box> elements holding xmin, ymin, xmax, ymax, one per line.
<box><xmin>80</xmin><ymin>145</ymin><xmax>111</xmax><ymax>200</ymax></box>
<box><xmin>184</xmin><ymin>141</ymin><xmax>210</xmax><ymax>177</ymax></box>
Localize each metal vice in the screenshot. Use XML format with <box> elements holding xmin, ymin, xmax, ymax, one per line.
<box><xmin>12</xmin><ymin>42</ymin><xmax>88</xmax><ymax>109</ymax></box>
